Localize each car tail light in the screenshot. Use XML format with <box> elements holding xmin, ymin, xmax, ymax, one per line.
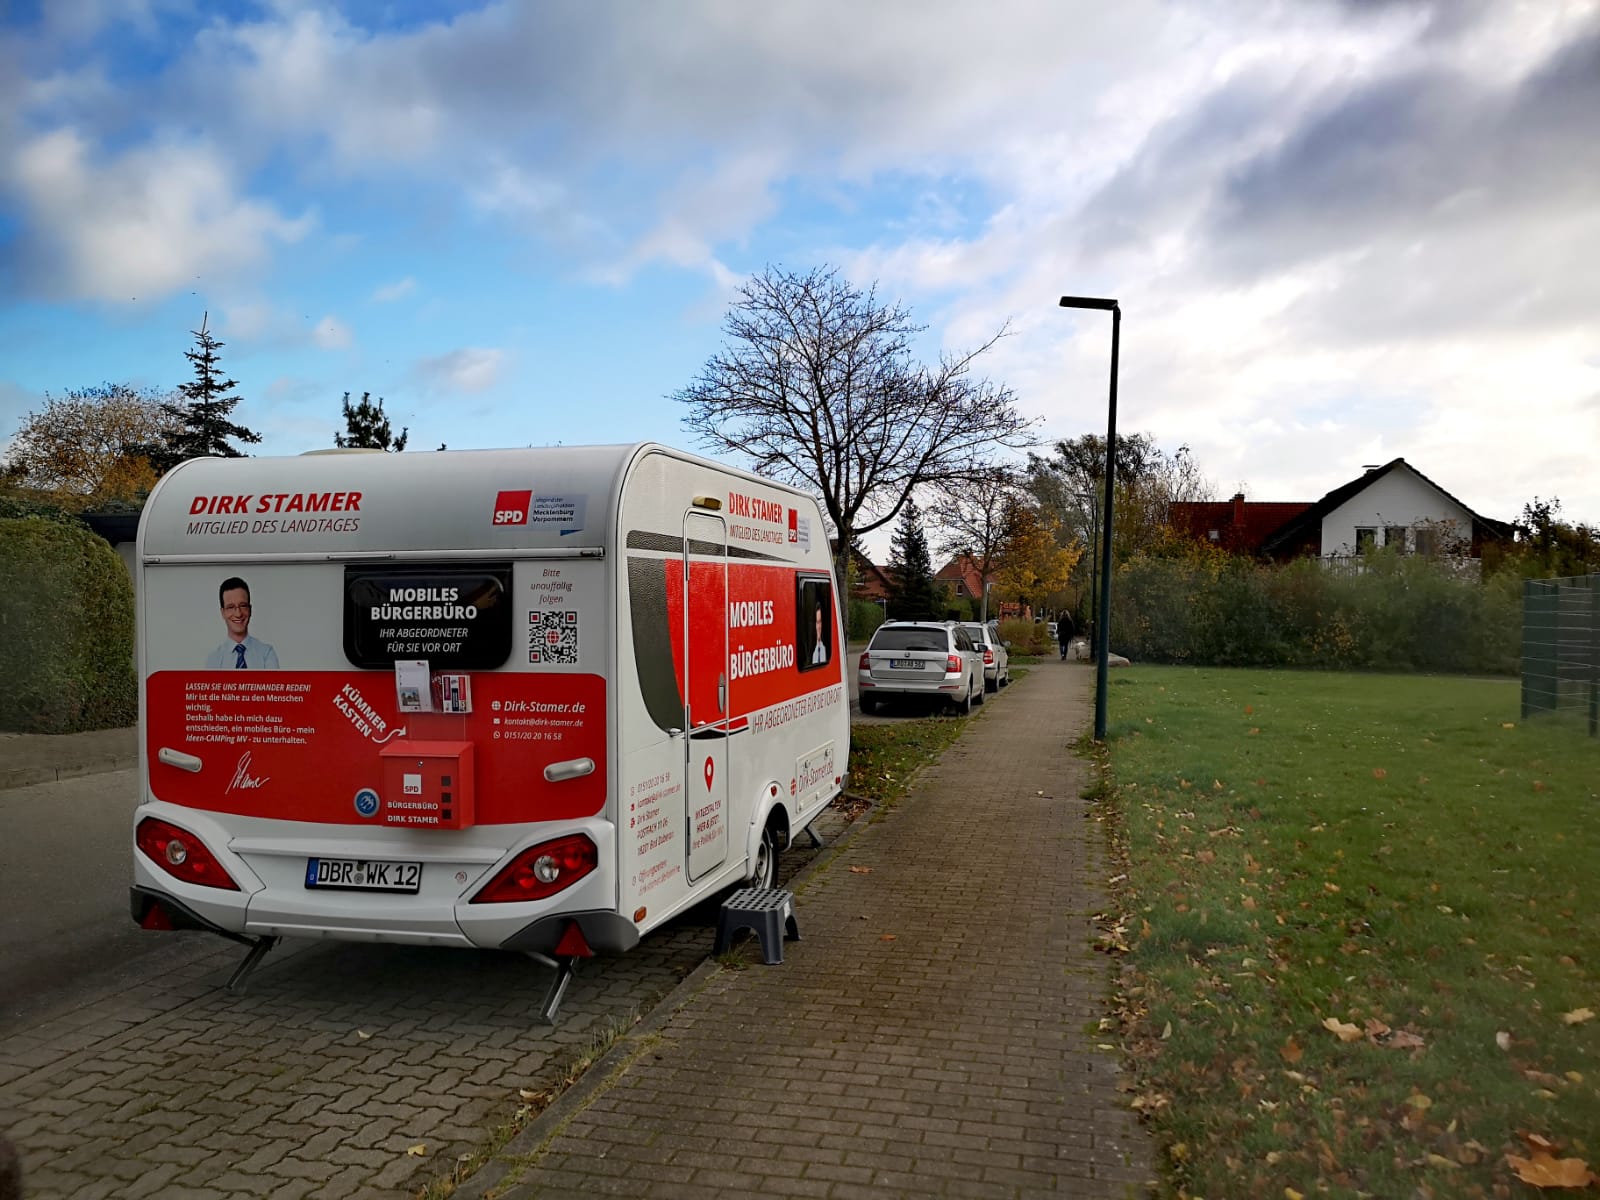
<box><xmin>859</xmin><ymin>650</ymin><xmax>871</xmax><ymax>671</ymax></box>
<box><xmin>135</xmin><ymin>817</ymin><xmax>240</xmax><ymax>890</ymax></box>
<box><xmin>946</xmin><ymin>654</ymin><xmax>962</xmax><ymax>674</ymax></box>
<box><xmin>470</xmin><ymin>834</ymin><xmax>598</xmax><ymax>903</ymax></box>
<box><xmin>983</xmin><ymin>648</ymin><xmax>995</xmax><ymax>665</ymax></box>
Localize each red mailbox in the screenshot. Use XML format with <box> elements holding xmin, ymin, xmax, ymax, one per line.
<box><xmin>378</xmin><ymin>740</ymin><xmax>475</xmax><ymax>829</ymax></box>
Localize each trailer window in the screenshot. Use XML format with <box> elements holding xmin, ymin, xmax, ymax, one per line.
<box><xmin>796</xmin><ymin>575</ymin><xmax>834</xmax><ymax>671</ymax></box>
<box><xmin>344</xmin><ymin>563</ymin><xmax>513</xmax><ymax>669</ymax></box>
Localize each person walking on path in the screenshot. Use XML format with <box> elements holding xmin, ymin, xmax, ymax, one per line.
<box><xmin>481</xmin><ymin>660</ymin><xmax>1153</xmax><ymax>1198</ymax></box>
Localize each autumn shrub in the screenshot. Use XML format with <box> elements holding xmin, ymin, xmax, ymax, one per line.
<box><xmin>1112</xmin><ymin>549</ymin><xmax>1518</xmax><ymax>674</ymax></box>
<box><xmin>996</xmin><ymin>617</ymin><xmax>1054</xmax><ymax>656</ymax></box>
<box><xmin>0</xmin><ymin>516</ymin><xmax>136</xmax><ymax>733</ymax></box>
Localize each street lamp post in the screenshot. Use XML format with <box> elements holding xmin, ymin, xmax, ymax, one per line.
<box><xmin>1059</xmin><ymin>295</ymin><xmax>1120</xmax><ymax>741</ymax></box>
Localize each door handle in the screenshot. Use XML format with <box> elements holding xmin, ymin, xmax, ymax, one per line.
<box><xmin>158</xmin><ymin>747</ymin><xmax>203</xmax><ymax>773</ymax></box>
<box><xmin>718</xmin><ymin>673</ymin><xmax>727</xmax><ymax>713</ymax></box>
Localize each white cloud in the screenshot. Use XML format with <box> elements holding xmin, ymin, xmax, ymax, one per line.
<box><xmin>5</xmin><ymin>129</ymin><xmax>310</xmax><ymax>303</ymax></box>
<box><xmin>413</xmin><ymin>348</ymin><xmax>506</xmax><ymax>395</ymax></box>
<box><xmin>311</xmin><ymin>315</ymin><xmax>353</xmax><ymax>350</ymax></box>
<box><xmin>371</xmin><ymin>277</ymin><xmax>417</xmax><ymax>303</ymax></box>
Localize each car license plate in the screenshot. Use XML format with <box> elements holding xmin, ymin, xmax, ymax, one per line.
<box><xmin>889</xmin><ymin>659</ymin><xmax>925</xmax><ymax>669</ymax></box>
<box><xmin>304</xmin><ymin>858</ymin><xmax>422</xmax><ymax>892</ymax></box>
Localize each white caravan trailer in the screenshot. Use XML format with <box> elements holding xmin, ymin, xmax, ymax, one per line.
<box><xmin>131</xmin><ymin>443</ymin><xmax>849</xmax><ymax>1015</ymax></box>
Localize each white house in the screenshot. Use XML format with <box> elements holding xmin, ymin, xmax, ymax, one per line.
<box><xmin>1257</xmin><ymin>459</ymin><xmax>1515</xmax><ymax>560</ymax></box>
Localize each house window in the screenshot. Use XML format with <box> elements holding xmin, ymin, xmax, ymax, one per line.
<box><xmin>1415</xmin><ymin>527</ymin><xmax>1437</xmax><ymax>557</ymax></box>
<box><xmin>1384</xmin><ymin>526</ymin><xmax>1407</xmax><ymax>552</ymax></box>
<box><xmin>1208</xmin><ymin>529</ymin><xmax>1220</xmax><ymax>542</ymax></box>
<box><xmin>1355</xmin><ymin>528</ymin><xmax>1377</xmax><ymax>552</ymax></box>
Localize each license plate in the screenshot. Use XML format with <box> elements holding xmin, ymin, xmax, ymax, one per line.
<box><xmin>304</xmin><ymin>858</ymin><xmax>422</xmax><ymax>892</ymax></box>
<box><xmin>889</xmin><ymin>659</ymin><xmax>925</xmax><ymax>669</ymax></box>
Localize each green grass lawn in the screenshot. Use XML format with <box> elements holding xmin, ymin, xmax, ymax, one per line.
<box><xmin>1108</xmin><ymin>667</ymin><xmax>1600</xmax><ymax>1199</ymax></box>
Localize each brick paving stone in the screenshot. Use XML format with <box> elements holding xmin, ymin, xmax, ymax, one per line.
<box><xmin>485</xmin><ymin>663</ymin><xmax>1156</xmax><ymax>1199</ymax></box>
<box><xmin>0</xmin><ymin>811</ymin><xmax>863</xmax><ymax>1199</ymax></box>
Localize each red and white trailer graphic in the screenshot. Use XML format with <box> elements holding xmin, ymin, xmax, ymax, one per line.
<box><xmin>131</xmin><ymin>443</ymin><xmax>848</xmax><ymax>1016</ymax></box>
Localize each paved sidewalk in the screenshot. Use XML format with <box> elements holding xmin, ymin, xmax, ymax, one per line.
<box><xmin>471</xmin><ymin>661</ymin><xmax>1154</xmax><ymax>1198</ymax></box>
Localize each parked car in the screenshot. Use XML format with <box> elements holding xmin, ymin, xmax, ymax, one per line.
<box><xmin>960</xmin><ymin>622</ymin><xmax>1010</xmax><ymax>693</ymax></box>
<box><xmin>857</xmin><ymin>621</ymin><xmax>984</xmax><ymax>715</ymax></box>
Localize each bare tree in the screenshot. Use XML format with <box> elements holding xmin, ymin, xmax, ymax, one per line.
<box><xmin>674</xmin><ymin>265</ymin><xmax>1035</xmax><ymax>584</ymax></box>
<box><xmin>929</xmin><ymin>466</ymin><xmax>1020</xmax><ymax>611</ymax></box>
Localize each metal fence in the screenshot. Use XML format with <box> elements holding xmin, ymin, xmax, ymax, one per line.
<box><xmin>1521</xmin><ymin>574</ymin><xmax>1600</xmax><ymax>734</ymax></box>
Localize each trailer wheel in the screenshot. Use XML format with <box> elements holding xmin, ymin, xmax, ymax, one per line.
<box><xmin>753</xmin><ymin>822</ymin><xmax>780</xmax><ymax>889</ymax></box>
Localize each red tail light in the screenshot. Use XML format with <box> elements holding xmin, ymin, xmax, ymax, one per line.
<box><xmin>983</xmin><ymin>649</ymin><xmax>995</xmax><ymax>665</ymax></box>
<box><xmin>470</xmin><ymin>834</ymin><xmax>598</xmax><ymax>903</ymax></box>
<box><xmin>946</xmin><ymin>654</ymin><xmax>962</xmax><ymax>673</ymax></box>
<box><xmin>859</xmin><ymin>651</ymin><xmax>871</xmax><ymax>670</ymax></box>
<box><xmin>135</xmin><ymin>817</ymin><xmax>241</xmax><ymax>890</ymax></box>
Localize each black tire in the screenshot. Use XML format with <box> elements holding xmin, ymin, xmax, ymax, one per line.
<box><xmin>984</xmin><ymin>673</ymin><xmax>998</xmax><ymax>694</ymax></box>
<box><xmin>974</xmin><ymin>675</ymin><xmax>986</xmax><ymax>704</ymax></box>
<box><xmin>954</xmin><ymin>680</ymin><xmax>973</xmax><ymax>715</ymax></box>
<box><xmin>859</xmin><ymin>693</ymin><xmax>878</xmax><ymax>715</ymax></box>
<box><xmin>752</xmin><ymin>822</ymin><xmax>779</xmax><ymax>889</ymax></box>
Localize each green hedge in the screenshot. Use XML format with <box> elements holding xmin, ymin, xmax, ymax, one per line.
<box><xmin>847</xmin><ymin>598</ymin><xmax>887</xmax><ymax>641</ymax></box>
<box><xmin>0</xmin><ymin>517</ymin><xmax>137</xmax><ymax>732</ymax></box>
<box><xmin>1110</xmin><ymin>550</ymin><xmax>1521</xmax><ymax>674</ymax></box>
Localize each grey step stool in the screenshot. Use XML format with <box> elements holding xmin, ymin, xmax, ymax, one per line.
<box><xmin>713</xmin><ymin>887</ymin><xmax>800</xmax><ymax>964</ymax></box>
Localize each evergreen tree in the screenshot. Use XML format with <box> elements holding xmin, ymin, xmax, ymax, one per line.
<box><xmin>148</xmin><ymin>314</ymin><xmax>261</xmax><ymax>473</ymax></box>
<box><xmin>886</xmin><ymin>502</ymin><xmax>941</xmax><ymax>620</ymax></box>
<box><xmin>334</xmin><ymin>392</ymin><xmax>408</xmax><ymax>451</ymax></box>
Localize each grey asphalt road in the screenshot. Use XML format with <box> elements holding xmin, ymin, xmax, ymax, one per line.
<box><xmin>0</xmin><ymin>768</ymin><xmax>196</xmax><ymax>1029</ymax></box>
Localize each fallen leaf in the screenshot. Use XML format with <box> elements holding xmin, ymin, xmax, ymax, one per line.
<box><xmin>1561</xmin><ymin>1008</ymin><xmax>1594</xmax><ymax>1025</ymax></box>
<box><xmin>1196</xmin><ymin>849</ymin><xmax>1216</xmax><ymax>864</ymax></box>
<box><xmin>1386</xmin><ymin>1030</ymin><xmax>1426</xmax><ymax>1050</ymax></box>
<box><xmin>1502</xmin><ymin>722</ymin><xmax>1516</xmax><ymax>729</ymax></box>
<box><xmin>848</xmin><ymin>865</ymin><xmax>873</xmax><ymax>874</ymax></box>
<box><xmin>356</xmin><ymin>1030</ymin><xmax>372</xmax><ymax>1040</ymax></box>
<box><xmin>1323</xmin><ymin>1017</ymin><xmax>1363</xmax><ymax>1043</ymax></box>
<box><xmin>1281</xmin><ymin>1037</ymin><xmax>1303</xmax><ymax>1064</ymax></box>
<box><xmin>879</xmin><ymin>934</ymin><xmax>896</xmax><ymax>942</ymax></box>
<box><xmin>1372</xmin><ymin>767</ymin><xmax>1387</xmax><ymax>779</ymax></box>
<box><xmin>1161</xmin><ymin>1021</ymin><xmax>1173</xmax><ymax>1040</ymax></box>
<box><xmin>518</xmin><ymin>1088</ymin><xmax>539</xmax><ymax>1102</ymax></box>
<box><xmin>406</xmin><ymin>1144</ymin><xmax>427</xmax><ymax>1158</ymax></box>
<box><xmin>1364</xmin><ymin>1018</ymin><xmax>1392</xmax><ymax>1040</ymax></box>
<box><xmin>1497</xmin><ymin>1031</ymin><xmax>1512</xmax><ymax>1051</ymax></box>
<box><xmin>1285</xmin><ymin>1189</ymin><xmax>1304</xmax><ymax>1200</ymax></box>
<box><xmin>1505</xmin><ymin>1151</ymin><xmax>1595</xmax><ymax>1188</ymax></box>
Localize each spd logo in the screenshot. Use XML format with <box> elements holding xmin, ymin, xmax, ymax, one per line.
<box><xmin>493</xmin><ymin>490</ymin><xmax>532</xmax><ymax>526</ymax></box>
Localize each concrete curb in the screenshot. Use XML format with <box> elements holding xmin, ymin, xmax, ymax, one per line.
<box><xmin>0</xmin><ymin>759</ymin><xmax>136</xmax><ymax>791</ymax></box>
<box><xmin>449</xmin><ymin>796</ymin><xmax>878</xmax><ymax>1200</ymax></box>
<box><xmin>0</xmin><ymin>727</ymin><xmax>137</xmax><ymax>792</ymax></box>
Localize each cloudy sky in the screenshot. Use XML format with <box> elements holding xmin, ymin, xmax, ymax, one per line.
<box><xmin>2</xmin><ymin>0</ymin><xmax>1597</xmax><ymax>541</ymax></box>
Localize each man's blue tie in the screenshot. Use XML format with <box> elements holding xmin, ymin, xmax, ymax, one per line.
<box><xmin>235</xmin><ymin>644</ymin><xmax>247</xmax><ymax>669</ymax></box>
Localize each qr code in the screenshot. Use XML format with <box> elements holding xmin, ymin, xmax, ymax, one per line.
<box><xmin>529</xmin><ymin>610</ymin><xmax>579</xmax><ymax>665</ymax></box>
